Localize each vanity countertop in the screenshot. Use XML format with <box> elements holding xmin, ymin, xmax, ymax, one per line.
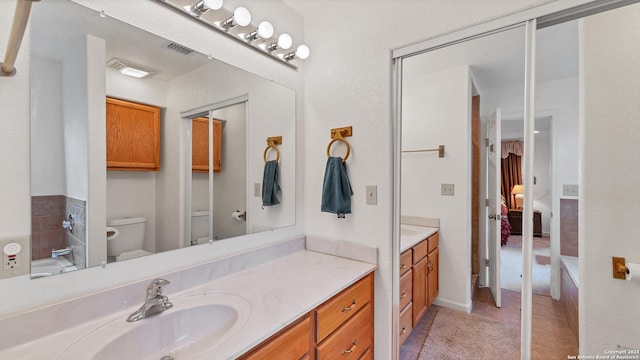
<box><xmin>0</xmin><ymin>250</ymin><xmax>376</xmax><ymax>359</ymax></box>
<box><xmin>400</xmin><ymin>224</ymin><xmax>439</xmax><ymax>252</ymax></box>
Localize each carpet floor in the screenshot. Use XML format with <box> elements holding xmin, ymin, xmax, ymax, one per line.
<box><xmin>501</xmin><ymin>235</ymin><xmax>551</xmax><ymax>295</ymax></box>
<box><xmin>417</xmin><ymin>307</ymin><xmax>519</xmax><ymax>360</ymax></box>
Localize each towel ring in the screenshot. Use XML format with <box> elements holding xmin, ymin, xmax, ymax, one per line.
<box><xmin>326</xmin><ymin>133</ymin><xmax>350</xmax><ymax>162</ymax></box>
<box><xmin>264</xmin><ymin>139</ymin><xmax>281</xmax><ymax>163</ymax></box>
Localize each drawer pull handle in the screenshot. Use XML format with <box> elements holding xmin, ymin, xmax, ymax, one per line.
<box><xmin>401</xmin><ymin>327</ymin><xmax>407</xmax><ymax>335</ymax></box>
<box><xmin>341</xmin><ymin>339</ymin><xmax>357</xmax><ymax>355</ymax></box>
<box><xmin>401</xmin><ymin>263</ymin><xmax>406</xmax><ymax>269</ymax></box>
<box><xmin>400</xmin><ymin>292</ymin><xmax>406</xmax><ymax>298</ymax></box>
<box><xmin>341</xmin><ymin>300</ymin><xmax>356</xmax><ymax>312</ymax></box>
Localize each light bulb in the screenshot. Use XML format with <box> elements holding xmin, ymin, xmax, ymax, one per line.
<box><xmin>234</xmin><ymin>7</ymin><xmax>251</xmax><ymax>27</ymax></box>
<box><xmin>257</xmin><ymin>21</ymin><xmax>274</xmax><ymax>39</ymax></box>
<box><xmin>277</xmin><ymin>33</ymin><xmax>292</xmax><ymax>50</ymax></box>
<box><xmin>295</xmin><ymin>44</ymin><xmax>310</xmax><ymax>59</ymax></box>
<box><xmin>203</xmin><ymin>0</ymin><xmax>223</xmax><ymax>10</ymax></box>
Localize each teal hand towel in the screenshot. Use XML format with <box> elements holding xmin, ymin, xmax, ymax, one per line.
<box><xmin>262</xmin><ymin>160</ymin><xmax>281</xmax><ymax>207</ymax></box>
<box><xmin>321</xmin><ymin>156</ymin><xmax>353</xmax><ymax>217</ymax></box>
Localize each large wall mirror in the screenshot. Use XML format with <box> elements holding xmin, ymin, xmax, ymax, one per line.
<box><xmin>29</xmin><ymin>0</ymin><xmax>296</xmax><ymax>278</ymax></box>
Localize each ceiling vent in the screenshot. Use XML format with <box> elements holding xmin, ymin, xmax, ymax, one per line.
<box><xmin>165</xmin><ymin>42</ymin><xmax>194</xmax><ymax>56</ymax></box>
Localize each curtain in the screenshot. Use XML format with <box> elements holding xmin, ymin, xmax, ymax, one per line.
<box><xmin>501</xmin><ymin>153</ymin><xmax>522</xmax><ymax>209</ymax></box>
<box><xmin>501</xmin><ymin>140</ymin><xmax>523</xmax><ymax>159</ymax></box>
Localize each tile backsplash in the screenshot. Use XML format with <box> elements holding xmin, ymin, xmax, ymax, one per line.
<box><xmin>31</xmin><ymin>195</ymin><xmax>86</xmax><ymax>268</ymax></box>
<box><xmin>560</xmin><ymin>198</ymin><xmax>578</xmax><ymax>257</ymax></box>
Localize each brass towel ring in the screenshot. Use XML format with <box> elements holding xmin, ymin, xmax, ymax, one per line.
<box><xmin>326</xmin><ymin>132</ymin><xmax>351</xmax><ymax>163</ymax></box>
<box><xmin>264</xmin><ymin>136</ymin><xmax>282</xmax><ymax>163</ymax></box>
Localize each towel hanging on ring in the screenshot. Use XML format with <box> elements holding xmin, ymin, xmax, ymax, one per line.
<box><xmin>321</xmin><ymin>157</ymin><xmax>353</xmax><ymax>217</ymax></box>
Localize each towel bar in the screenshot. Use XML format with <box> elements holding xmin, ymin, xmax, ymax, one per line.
<box><xmin>327</xmin><ymin>126</ymin><xmax>352</xmax><ymax>162</ymax></box>
<box><xmin>263</xmin><ymin>136</ymin><xmax>282</xmax><ymax>163</ymax></box>
<box><xmin>1</xmin><ymin>0</ymin><xmax>37</xmax><ymax>77</ymax></box>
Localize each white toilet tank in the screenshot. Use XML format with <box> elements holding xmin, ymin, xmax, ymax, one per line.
<box><xmin>106</xmin><ymin>216</ymin><xmax>147</xmax><ymax>257</ymax></box>
<box><xmin>191</xmin><ymin>210</ymin><xmax>209</xmax><ymax>244</ymax></box>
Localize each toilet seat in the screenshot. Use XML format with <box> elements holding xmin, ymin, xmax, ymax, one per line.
<box><xmin>115</xmin><ymin>250</ymin><xmax>152</xmax><ymax>261</ymax></box>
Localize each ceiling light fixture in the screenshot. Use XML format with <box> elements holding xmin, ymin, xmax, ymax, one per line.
<box><xmin>220</xmin><ymin>7</ymin><xmax>251</xmax><ymax>31</ymax></box>
<box><xmin>187</xmin><ymin>0</ymin><xmax>223</xmax><ymax>17</ymax></box>
<box><xmin>244</xmin><ymin>21</ymin><xmax>274</xmax><ymax>42</ymax></box>
<box><xmin>106</xmin><ymin>58</ymin><xmax>157</xmax><ymax>79</ymax></box>
<box><xmin>282</xmin><ymin>44</ymin><xmax>310</xmax><ymax>61</ymax></box>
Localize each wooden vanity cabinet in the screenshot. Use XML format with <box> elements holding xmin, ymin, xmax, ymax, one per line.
<box><xmin>106</xmin><ymin>97</ymin><xmax>161</xmax><ymax>171</ymax></box>
<box><xmin>241</xmin><ymin>316</ymin><xmax>311</xmax><ymax>360</ymax></box>
<box><xmin>400</xmin><ymin>231</ymin><xmax>439</xmax><ymax>344</ymax></box>
<box><xmin>191</xmin><ymin>117</ymin><xmax>222</xmax><ymax>173</ymax></box>
<box><xmin>240</xmin><ymin>273</ymin><xmax>374</xmax><ymax>360</ymax></box>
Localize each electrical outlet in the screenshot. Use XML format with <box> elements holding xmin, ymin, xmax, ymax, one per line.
<box><xmin>366</xmin><ymin>185</ymin><xmax>377</xmax><ymax>205</ymax></box>
<box><xmin>254</xmin><ymin>183</ymin><xmax>261</xmax><ymax>197</ymax></box>
<box><xmin>563</xmin><ymin>184</ymin><xmax>579</xmax><ymax>196</ymax></box>
<box><xmin>441</xmin><ymin>183</ymin><xmax>455</xmax><ymax>196</ymax></box>
<box><xmin>3</xmin><ymin>243</ymin><xmax>21</xmax><ymax>270</ymax></box>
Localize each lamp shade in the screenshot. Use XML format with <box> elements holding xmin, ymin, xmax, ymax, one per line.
<box><xmin>511</xmin><ymin>184</ymin><xmax>524</xmax><ymax>195</ymax></box>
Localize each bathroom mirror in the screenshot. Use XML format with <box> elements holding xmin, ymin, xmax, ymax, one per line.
<box><xmin>29</xmin><ymin>0</ymin><xmax>296</xmax><ymax>277</ymax></box>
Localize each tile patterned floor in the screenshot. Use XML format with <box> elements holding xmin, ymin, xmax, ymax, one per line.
<box><xmin>399</xmin><ymin>287</ymin><xmax>579</xmax><ymax>360</ymax></box>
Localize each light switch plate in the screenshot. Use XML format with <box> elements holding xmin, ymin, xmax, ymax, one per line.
<box><xmin>254</xmin><ymin>183</ymin><xmax>261</xmax><ymax>197</ymax></box>
<box><xmin>563</xmin><ymin>184</ymin><xmax>579</xmax><ymax>196</ymax></box>
<box><xmin>366</xmin><ymin>185</ymin><xmax>377</xmax><ymax>205</ymax></box>
<box><xmin>441</xmin><ymin>183</ymin><xmax>455</xmax><ymax>196</ymax></box>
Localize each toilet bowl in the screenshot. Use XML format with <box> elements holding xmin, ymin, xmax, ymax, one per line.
<box><xmin>106</xmin><ymin>216</ymin><xmax>152</xmax><ymax>261</ymax></box>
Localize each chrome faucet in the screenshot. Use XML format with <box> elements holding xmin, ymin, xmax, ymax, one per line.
<box><xmin>127</xmin><ymin>279</ymin><xmax>173</xmax><ymax>322</ymax></box>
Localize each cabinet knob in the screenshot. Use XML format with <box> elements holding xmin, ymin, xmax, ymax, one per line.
<box><xmin>401</xmin><ymin>292</ymin><xmax>406</xmax><ymax>298</ymax></box>
<box><xmin>401</xmin><ymin>263</ymin><xmax>406</xmax><ymax>269</ymax></box>
<box><xmin>401</xmin><ymin>327</ymin><xmax>407</xmax><ymax>335</ymax></box>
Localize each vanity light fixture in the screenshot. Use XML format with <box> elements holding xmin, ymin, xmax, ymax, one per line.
<box><xmin>265</xmin><ymin>33</ymin><xmax>293</xmax><ymax>52</ymax></box>
<box><xmin>282</xmin><ymin>44</ymin><xmax>310</xmax><ymax>61</ymax></box>
<box><xmin>243</xmin><ymin>21</ymin><xmax>274</xmax><ymax>42</ymax></box>
<box><xmin>153</xmin><ymin>0</ymin><xmax>308</xmax><ymax>67</ymax></box>
<box><xmin>186</xmin><ymin>0</ymin><xmax>223</xmax><ymax>17</ymax></box>
<box><xmin>219</xmin><ymin>6</ymin><xmax>251</xmax><ymax>31</ymax></box>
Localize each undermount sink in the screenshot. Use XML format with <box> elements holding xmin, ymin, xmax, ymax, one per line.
<box><xmin>57</xmin><ymin>292</ymin><xmax>250</xmax><ymax>360</ymax></box>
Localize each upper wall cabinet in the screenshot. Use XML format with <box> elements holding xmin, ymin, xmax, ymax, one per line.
<box><xmin>191</xmin><ymin>117</ymin><xmax>222</xmax><ymax>173</ymax></box>
<box><xmin>106</xmin><ymin>97</ymin><xmax>161</xmax><ymax>171</ymax></box>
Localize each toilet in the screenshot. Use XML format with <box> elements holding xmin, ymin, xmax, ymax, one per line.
<box><xmin>191</xmin><ymin>210</ymin><xmax>210</xmax><ymax>245</ymax></box>
<box><xmin>106</xmin><ymin>216</ymin><xmax>152</xmax><ymax>261</ymax></box>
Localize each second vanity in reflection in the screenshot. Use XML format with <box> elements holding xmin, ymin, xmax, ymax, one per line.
<box><xmin>399</xmin><ymin>224</ymin><xmax>439</xmax><ymax>345</ymax></box>
<box><xmin>0</xmin><ymin>238</ymin><xmax>376</xmax><ymax>359</ymax></box>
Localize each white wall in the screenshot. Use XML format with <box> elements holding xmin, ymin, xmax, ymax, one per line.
<box><xmin>288</xmin><ymin>1</ymin><xmax>578</xmax><ymax>357</ymax></box>
<box><xmin>402</xmin><ymin>66</ymin><xmax>472</xmax><ymax>311</ymax></box>
<box><xmin>580</xmin><ymin>4</ymin><xmax>640</xmax><ymax>353</ymax></box>
<box><xmin>533</xmin><ymin>132</ymin><xmax>551</xmax><ymax>234</ymax></box>
<box><xmin>30</xmin><ymin>57</ymin><xmax>66</xmax><ymax>196</ymax></box>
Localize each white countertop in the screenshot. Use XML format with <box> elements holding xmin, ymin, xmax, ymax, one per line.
<box><xmin>0</xmin><ymin>250</ymin><xmax>376</xmax><ymax>360</ymax></box>
<box><xmin>400</xmin><ymin>224</ymin><xmax>438</xmax><ymax>252</ymax></box>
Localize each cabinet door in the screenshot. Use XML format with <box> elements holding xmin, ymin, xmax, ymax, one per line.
<box><xmin>241</xmin><ymin>316</ymin><xmax>311</xmax><ymax>360</ymax></box>
<box><xmin>427</xmin><ymin>247</ymin><xmax>439</xmax><ymax>307</ymax></box>
<box><xmin>412</xmin><ymin>256</ymin><xmax>428</xmax><ymax>326</ymax></box>
<box><xmin>192</xmin><ymin>117</ymin><xmax>222</xmax><ymax>173</ymax></box>
<box><xmin>316</xmin><ymin>303</ymin><xmax>373</xmax><ymax>360</ymax></box>
<box><xmin>106</xmin><ymin>97</ymin><xmax>160</xmax><ymax>171</ymax></box>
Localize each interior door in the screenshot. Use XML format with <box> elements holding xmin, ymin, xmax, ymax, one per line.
<box><xmin>487</xmin><ymin>108</ymin><xmax>502</xmax><ymax>308</ymax></box>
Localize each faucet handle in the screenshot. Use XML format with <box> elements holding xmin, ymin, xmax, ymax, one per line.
<box><xmin>147</xmin><ymin>279</ymin><xmax>170</xmax><ymax>297</ymax></box>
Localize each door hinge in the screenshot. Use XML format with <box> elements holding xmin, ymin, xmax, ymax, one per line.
<box><xmin>485</xmin><ymin>198</ymin><xmax>490</xmax><ymax>207</ymax></box>
<box><xmin>485</xmin><ymin>259</ymin><xmax>490</xmax><ymax>267</ymax></box>
<box><xmin>485</xmin><ymin>138</ymin><xmax>489</xmax><ymax>147</ymax></box>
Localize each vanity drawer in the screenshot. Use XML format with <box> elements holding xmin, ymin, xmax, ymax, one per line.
<box><xmin>412</xmin><ymin>239</ymin><xmax>429</xmax><ymax>264</ymax></box>
<box><xmin>400</xmin><ymin>250</ymin><xmax>412</xmax><ymax>275</ymax></box>
<box><xmin>316</xmin><ymin>273</ymin><xmax>373</xmax><ymax>342</ymax></box>
<box><xmin>428</xmin><ymin>232</ymin><xmax>439</xmax><ymax>253</ymax></box>
<box><xmin>359</xmin><ymin>347</ymin><xmax>373</xmax><ymax>360</ymax></box>
<box><xmin>316</xmin><ymin>303</ymin><xmax>373</xmax><ymax>360</ymax></box>
<box><xmin>241</xmin><ymin>315</ymin><xmax>310</xmax><ymax>360</ymax></box>
<box><xmin>399</xmin><ymin>301</ymin><xmax>413</xmax><ymax>345</ymax></box>
<box><xmin>399</xmin><ymin>269</ymin><xmax>413</xmax><ymax>310</ymax></box>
